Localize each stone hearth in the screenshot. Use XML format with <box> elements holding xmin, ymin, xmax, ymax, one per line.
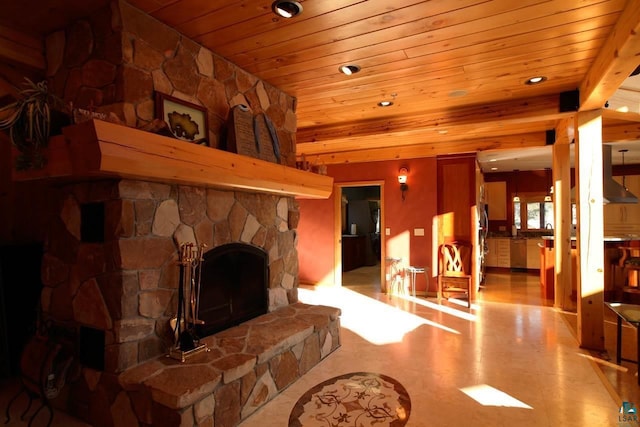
<box><xmin>118</xmin><ymin>303</ymin><xmax>340</xmax><ymax>427</ymax></box>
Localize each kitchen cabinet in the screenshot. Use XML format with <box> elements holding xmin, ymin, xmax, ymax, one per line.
<box><xmin>342</xmin><ymin>235</ymin><xmax>367</xmax><ymax>272</ymax></box>
<box><xmin>604</xmin><ymin>175</ymin><xmax>640</xmax><ymax>234</ymax></box>
<box><xmin>526</xmin><ymin>238</ymin><xmax>543</xmax><ymax>269</ymax></box>
<box><xmin>486</xmin><ymin>237</ymin><xmax>510</xmax><ymax>267</ymax></box>
<box><xmin>485</xmin><ymin>181</ymin><xmax>507</xmax><ymax>220</ymax></box>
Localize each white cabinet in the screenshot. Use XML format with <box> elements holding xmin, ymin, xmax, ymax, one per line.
<box><xmin>485</xmin><ymin>181</ymin><xmax>507</xmax><ymax>220</ymax></box>
<box><xmin>486</xmin><ymin>238</ymin><xmax>510</xmax><ymax>267</ymax></box>
<box><xmin>604</xmin><ymin>175</ymin><xmax>640</xmax><ymax>234</ymax></box>
<box><xmin>526</xmin><ymin>239</ymin><xmax>543</xmax><ymax>269</ymax></box>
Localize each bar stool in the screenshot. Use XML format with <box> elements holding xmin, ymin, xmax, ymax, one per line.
<box><xmin>404</xmin><ymin>266</ymin><xmax>429</xmax><ymax>297</ymax></box>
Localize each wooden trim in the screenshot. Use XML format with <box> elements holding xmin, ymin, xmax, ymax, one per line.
<box><xmin>13</xmin><ymin>120</ymin><xmax>333</xmax><ymax>199</ymax></box>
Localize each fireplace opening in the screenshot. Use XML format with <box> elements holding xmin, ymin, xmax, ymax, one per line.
<box><xmin>196</xmin><ymin>243</ymin><xmax>268</xmax><ymax>337</ymax></box>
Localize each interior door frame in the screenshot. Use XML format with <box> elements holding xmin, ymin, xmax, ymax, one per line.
<box><xmin>334</xmin><ymin>180</ymin><xmax>386</xmax><ymax>288</ymax></box>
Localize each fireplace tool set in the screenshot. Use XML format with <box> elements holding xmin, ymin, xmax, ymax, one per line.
<box><xmin>169</xmin><ymin>243</ymin><xmax>209</xmax><ymax>361</ymax></box>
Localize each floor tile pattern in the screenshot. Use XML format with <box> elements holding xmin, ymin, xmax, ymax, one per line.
<box><xmin>289</xmin><ymin>372</ymin><xmax>410</xmax><ymax>427</ymax></box>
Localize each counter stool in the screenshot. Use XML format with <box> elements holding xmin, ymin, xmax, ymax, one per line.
<box><xmin>404</xmin><ymin>266</ymin><xmax>429</xmax><ymax>297</ymax></box>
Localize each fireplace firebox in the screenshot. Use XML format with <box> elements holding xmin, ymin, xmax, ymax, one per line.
<box><xmin>196</xmin><ymin>243</ymin><xmax>269</xmax><ymax>337</ymax></box>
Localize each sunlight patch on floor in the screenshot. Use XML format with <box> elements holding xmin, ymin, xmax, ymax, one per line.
<box><xmin>298</xmin><ymin>286</ymin><xmax>460</xmax><ymax>345</ymax></box>
<box><xmin>460</xmin><ymin>384</ymin><xmax>533</xmax><ymax>409</ymax></box>
<box><xmin>395</xmin><ymin>294</ymin><xmax>478</xmax><ymax>321</ymax></box>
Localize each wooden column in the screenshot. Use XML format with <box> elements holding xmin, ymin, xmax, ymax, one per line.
<box><xmin>574</xmin><ymin>110</ymin><xmax>605</xmax><ymax>351</ymax></box>
<box><xmin>553</xmin><ymin>118</ymin><xmax>574</xmax><ymax>311</ymax></box>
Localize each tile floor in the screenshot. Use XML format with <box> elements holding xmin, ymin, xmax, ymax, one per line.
<box><xmin>2</xmin><ymin>268</ymin><xmax>638</xmax><ymax>426</ymax></box>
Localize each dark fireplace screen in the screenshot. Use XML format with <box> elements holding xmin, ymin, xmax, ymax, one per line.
<box><xmin>196</xmin><ymin>243</ymin><xmax>269</xmax><ymax>337</ymax></box>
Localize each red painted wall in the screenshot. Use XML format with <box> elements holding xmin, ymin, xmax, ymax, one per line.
<box><xmin>297</xmin><ymin>158</ymin><xmax>438</xmax><ymax>292</ymax></box>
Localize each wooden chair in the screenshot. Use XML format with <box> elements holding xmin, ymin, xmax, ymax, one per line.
<box><xmin>437</xmin><ymin>241</ymin><xmax>472</xmax><ymax>308</ymax></box>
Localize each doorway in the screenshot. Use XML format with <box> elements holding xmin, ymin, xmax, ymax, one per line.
<box><xmin>336</xmin><ymin>182</ymin><xmax>385</xmax><ymax>293</ymax></box>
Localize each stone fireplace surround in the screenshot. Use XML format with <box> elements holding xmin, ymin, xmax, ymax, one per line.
<box><xmin>39</xmin><ymin>178</ymin><xmax>340</xmax><ymax>426</ymax></box>
<box><xmin>23</xmin><ymin>1</ymin><xmax>341</xmax><ymax>424</ymax></box>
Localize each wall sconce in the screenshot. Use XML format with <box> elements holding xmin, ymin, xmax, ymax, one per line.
<box><xmin>398</xmin><ymin>167</ymin><xmax>409</xmax><ymax>201</ymax></box>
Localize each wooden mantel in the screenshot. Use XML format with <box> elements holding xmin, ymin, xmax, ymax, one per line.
<box><xmin>13</xmin><ymin>119</ymin><xmax>333</xmax><ymax>199</ymax></box>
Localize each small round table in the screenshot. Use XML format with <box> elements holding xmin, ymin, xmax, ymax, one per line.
<box><xmin>404</xmin><ymin>266</ymin><xmax>429</xmax><ymax>297</ymax></box>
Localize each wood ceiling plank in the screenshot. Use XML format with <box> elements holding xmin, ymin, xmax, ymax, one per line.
<box><xmin>210</xmin><ymin>0</ymin><xmax>490</xmax><ymax>61</ymax></box>
<box><xmin>222</xmin><ymin>0</ymin><xmax>547</xmax><ymax>67</ymax></box>
<box><xmin>284</xmin><ymin>39</ymin><xmax>600</xmax><ymax>103</ymax></box>
<box><xmin>293</xmin><ymin>63</ymin><xmax>589</xmax><ymax>126</ymax></box>
<box><xmin>580</xmin><ymin>0</ymin><xmax>640</xmax><ymax>111</ymax></box>
<box><xmin>128</xmin><ymin>0</ymin><xmax>179</xmax><ymax>14</ymax></box>
<box><xmin>189</xmin><ymin>0</ymin><xmax>417</xmax><ymax>47</ymax></box>
<box><xmin>231</xmin><ymin>0</ymin><xmax>617</xmax><ymax>73</ymax></box>
<box><xmin>261</xmin><ymin>24</ymin><xmax>609</xmax><ymax>88</ymax></box>
<box><xmin>251</xmin><ymin>6</ymin><xmax>617</xmax><ymax>83</ymax></box>
<box><xmin>145</xmin><ymin>0</ymin><xmax>236</xmax><ymax>26</ymax></box>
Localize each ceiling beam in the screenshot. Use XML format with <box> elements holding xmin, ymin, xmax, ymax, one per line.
<box><xmin>579</xmin><ymin>0</ymin><xmax>640</xmax><ymax>111</ymax></box>
<box><xmin>0</xmin><ymin>24</ymin><xmax>45</xmax><ymax>71</ymax></box>
<box><xmin>297</xmin><ymin>95</ymin><xmax>568</xmax><ymax>145</ymax></box>
<box><xmin>300</xmin><ymin>133</ymin><xmax>546</xmax><ymax>165</ymax></box>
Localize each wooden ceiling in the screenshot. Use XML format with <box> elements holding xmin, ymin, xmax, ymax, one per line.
<box><xmin>1</xmin><ymin>0</ymin><xmax>640</xmax><ymax>167</ymax></box>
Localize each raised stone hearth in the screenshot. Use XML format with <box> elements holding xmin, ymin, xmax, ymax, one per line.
<box><xmin>119</xmin><ymin>303</ymin><xmax>340</xmax><ymax>427</ymax></box>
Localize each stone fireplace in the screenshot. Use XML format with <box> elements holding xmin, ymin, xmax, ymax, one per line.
<box><xmin>7</xmin><ymin>1</ymin><xmax>340</xmax><ymax>425</ymax></box>
<box><xmin>37</xmin><ymin>177</ymin><xmax>340</xmax><ymax>427</ymax></box>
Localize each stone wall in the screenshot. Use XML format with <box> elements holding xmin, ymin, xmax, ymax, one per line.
<box><xmin>41</xmin><ymin>179</ymin><xmax>301</xmax><ymax>373</ymax></box>
<box><xmin>45</xmin><ymin>0</ymin><xmax>297</xmax><ymax>166</ymax></box>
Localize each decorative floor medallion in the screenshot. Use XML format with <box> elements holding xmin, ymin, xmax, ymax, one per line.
<box><xmin>289</xmin><ymin>372</ymin><xmax>411</xmax><ymax>426</ymax></box>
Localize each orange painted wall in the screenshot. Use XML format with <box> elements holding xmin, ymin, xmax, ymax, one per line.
<box><xmin>297</xmin><ymin>158</ymin><xmax>438</xmax><ymax>292</ymax></box>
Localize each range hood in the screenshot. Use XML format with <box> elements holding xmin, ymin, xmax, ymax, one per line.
<box><xmin>602</xmin><ymin>145</ymin><xmax>638</xmax><ymax>204</ymax></box>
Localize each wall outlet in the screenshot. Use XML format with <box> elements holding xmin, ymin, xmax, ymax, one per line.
<box><xmin>385</xmin><ymin>228</ymin><xmax>391</xmax><ymax>236</ymax></box>
<box><xmin>414</xmin><ymin>228</ymin><xmax>425</xmax><ymax>236</ymax></box>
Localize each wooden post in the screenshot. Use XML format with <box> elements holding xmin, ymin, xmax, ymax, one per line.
<box><xmin>574</xmin><ymin>110</ymin><xmax>605</xmax><ymax>351</ymax></box>
<box><xmin>553</xmin><ymin>118</ymin><xmax>574</xmax><ymax>311</ymax></box>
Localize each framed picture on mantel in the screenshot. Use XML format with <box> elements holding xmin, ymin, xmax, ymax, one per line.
<box><xmin>155</xmin><ymin>92</ymin><xmax>208</xmax><ymax>145</ymax></box>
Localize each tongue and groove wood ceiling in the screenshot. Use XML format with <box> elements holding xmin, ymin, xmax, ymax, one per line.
<box><xmin>1</xmin><ymin>0</ymin><xmax>640</xmax><ymax>167</ymax></box>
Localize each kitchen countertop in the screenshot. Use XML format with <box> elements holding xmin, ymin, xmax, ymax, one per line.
<box><xmin>541</xmin><ymin>235</ymin><xmax>639</xmax><ymax>241</ymax></box>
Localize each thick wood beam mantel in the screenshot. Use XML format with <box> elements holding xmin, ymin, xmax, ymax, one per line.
<box><xmin>13</xmin><ymin>120</ymin><xmax>333</xmax><ymax>199</ymax></box>
<box><xmin>579</xmin><ymin>0</ymin><xmax>640</xmax><ymax>111</ymax></box>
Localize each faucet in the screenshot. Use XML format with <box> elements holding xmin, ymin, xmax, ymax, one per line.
<box><xmin>545</xmin><ymin>223</ymin><xmax>553</xmax><ymax>229</ymax></box>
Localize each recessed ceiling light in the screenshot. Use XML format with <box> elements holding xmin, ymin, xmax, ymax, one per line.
<box><xmin>271</xmin><ymin>1</ymin><xmax>303</xmax><ymax>18</ymax></box>
<box><xmin>525</xmin><ymin>76</ymin><xmax>547</xmax><ymax>85</ymax></box>
<box><xmin>491</xmin><ymin>167</ymin><xmax>498</xmax><ymax>171</ymax></box>
<box><xmin>339</xmin><ymin>65</ymin><xmax>361</xmax><ymax>75</ymax></box>
<box><xmin>378</xmin><ymin>100</ymin><xmax>393</xmax><ymax>107</ymax></box>
<box><xmin>489</xmin><ymin>158</ymin><xmax>497</xmax><ymax>162</ymax></box>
